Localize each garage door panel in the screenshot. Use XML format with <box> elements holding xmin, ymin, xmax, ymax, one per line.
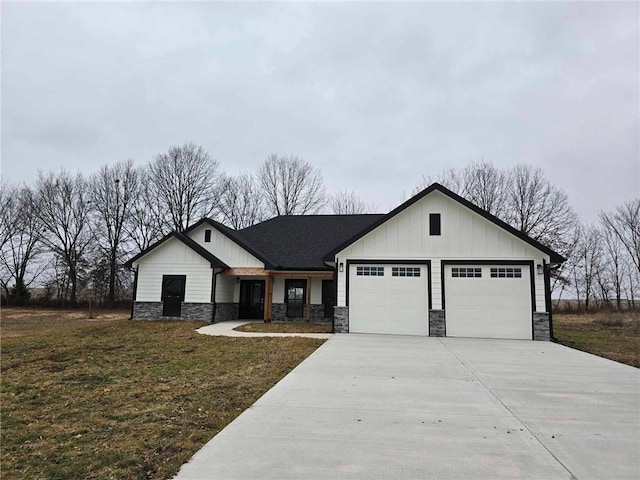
<box><xmin>445</xmin><ymin>264</ymin><xmax>531</xmax><ymax>340</ymax></box>
<box><xmin>349</xmin><ymin>264</ymin><xmax>428</xmax><ymax>336</ymax></box>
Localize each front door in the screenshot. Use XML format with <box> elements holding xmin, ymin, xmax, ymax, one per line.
<box><xmin>162</xmin><ymin>275</ymin><xmax>186</xmax><ymax>317</ymax></box>
<box><xmin>322</xmin><ymin>280</ymin><xmax>334</xmax><ymax>318</ymax></box>
<box><xmin>239</xmin><ymin>280</ymin><xmax>265</xmax><ymax>319</ymax></box>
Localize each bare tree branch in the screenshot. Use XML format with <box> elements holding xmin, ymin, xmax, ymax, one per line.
<box><xmin>35</xmin><ymin>170</ymin><xmax>93</xmax><ymax>305</ymax></box>
<box><xmin>90</xmin><ymin>160</ymin><xmax>139</xmax><ymax>307</ymax></box>
<box><xmin>330</xmin><ymin>190</ymin><xmax>375</xmax><ymax>214</ymax></box>
<box><xmin>147</xmin><ymin>142</ymin><xmax>220</xmax><ymax>231</ymax></box>
<box><xmin>216</xmin><ymin>173</ymin><xmax>266</xmax><ymax>229</ymax></box>
<box><xmin>258</xmin><ymin>154</ymin><xmax>326</xmax><ymax>216</ymax></box>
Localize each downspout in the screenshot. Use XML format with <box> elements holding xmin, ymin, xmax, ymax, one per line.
<box><xmin>129</xmin><ymin>266</ymin><xmax>139</xmax><ymax>320</ymax></box>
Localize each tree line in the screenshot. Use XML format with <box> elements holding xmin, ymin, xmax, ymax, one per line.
<box><xmin>0</xmin><ymin>144</ymin><xmax>368</xmax><ymax>307</ymax></box>
<box><xmin>1</xmin><ymin>145</ymin><xmax>637</xmax><ymax>311</ymax></box>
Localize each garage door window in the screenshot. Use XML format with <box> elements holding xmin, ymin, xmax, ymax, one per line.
<box><xmin>491</xmin><ymin>267</ymin><xmax>522</xmax><ymax>278</ymax></box>
<box><xmin>452</xmin><ymin>267</ymin><xmax>482</xmax><ymax>278</ymax></box>
<box><xmin>392</xmin><ymin>267</ymin><xmax>420</xmax><ymax>277</ymax></box>
<box><xmin>356</xmin><ymin>266</ymin><xmax>384</xmax><ymax>276</ymax></box>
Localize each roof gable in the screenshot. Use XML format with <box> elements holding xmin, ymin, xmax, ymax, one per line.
<box><xmin>324</xmin><ymin>183</ymin><xmax>566</xmax><ymax>263</ymax></box>
<box><xmin>124</xmin><ymin>231</ymin><xmax>229</xmax><ymax>269</ymax></box>
<box><xmin>183</xmin><ymin>218</ymin><xmax>274</xmax><ymax>267</ymax></box>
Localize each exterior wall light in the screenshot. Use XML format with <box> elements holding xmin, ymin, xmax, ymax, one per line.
<box><xmin>339</xmin><ymin>262</ymin><xmax>344</xmax><ymax>273</ymax></box>
<box><xmin>537</xmin><ymin>264</ymin><xmax>543</xmax><ymax>275</ymax></box>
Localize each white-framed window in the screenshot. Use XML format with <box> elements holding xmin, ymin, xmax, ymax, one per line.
<box><xmin>491</xmin><ymin>267</ymin><xmax>522</xmax><ymax>278</ymax></box>
<box><xmin>356</xmin><ymin>266</ymin><xmax>384</xmax><ymax>277</ymax></box>
<box><xmin>392</xmin><ymin>267</ymin><xmax>421</xmax><ymax>277</ymax></box>
<box><xmin>452</xmin><ymin>267</ymin><xmax>482</xmax><ymax>278</ymax></box>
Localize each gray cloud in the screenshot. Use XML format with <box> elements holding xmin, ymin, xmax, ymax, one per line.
<box><xmin>2</xmin><ymin>1</ymin><xmax>638</xmax><ymax>220</ymax></box>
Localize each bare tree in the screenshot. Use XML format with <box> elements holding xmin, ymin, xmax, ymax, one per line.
<box><xmin>599</xmin><ymin>221</ymin><xmax>626</xmax><ymax>309</ymax></box>
<box><xmin>330</xmin><ymin>190</ymin><xmax>375</xmax><ymax>214</ymax></box>
<box><xmin>35</xmin><ymin>170</ymin><xmax>93</xmax><ymax>305</ymax></box>
<box><xmin>258</xmin><ymin>154</ymin><xmax>326</xmax><ymax>216</ymax></box>
<box><xmin>414</xmin><ymin>161</ymin><xmax>508</xmax><ymax>217</ymax></box>
<box><xmin>504</xmin><ymin>164</ymin><xmax>578</xmax><ymax>252</ymax></box>
<box><xmin>217</xmin><ymin>173</ymin><xmax>265</xmax><ymax>229</ymax></box>
<box><xmin>125</xmin><ymin>170</ymin><xmax>165</xmax><ymax>251</ymax></box>
<box><xmin>570</xmin><ymin>225</ymin><xmax>603</xmax><ymax>311</ymax></box>
<box><xmin>600</xmin><ymin>199</ymin><xmax>640</xmax><ymax>276</ymax></box>
<box><xmin>90</xmin><ymin>160</ymin><xmax>139</xmax><ymax>307</ymax></box>
<box><xmin>147</xmin><ymin>142</ymin><xmax>220</xmax><ymax>231</ymax></box>
<box><xmin>0</xmin><ymin>185</ymin><xmax>46</xmax><ymax>304</ymax></box>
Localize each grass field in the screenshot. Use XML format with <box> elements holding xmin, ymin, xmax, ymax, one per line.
<box><xmin>0</xmin><ymin>308</ymin><xmax>325</xmax><ymax>480</ymax></box>
<box><xmin>553</xmin><ymin>311</ymin><xmax>640</xmax><ymax>368</ymax></box>
<box><xmin>234</xmin><ymin>321</ymin><xmax>333</xmax><ymax>333</ymax></box>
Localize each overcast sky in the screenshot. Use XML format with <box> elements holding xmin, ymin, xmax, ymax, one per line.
<box><xmin>2</xmin><ymin>1</ymin><xmax>638</xmax><ymax>222</ymax></box>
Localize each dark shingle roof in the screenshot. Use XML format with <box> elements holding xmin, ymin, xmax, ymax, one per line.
<box><xmin>238</xmin><ymin>215</ymin><xmax>384</xmax><ymax>270</ymax></box>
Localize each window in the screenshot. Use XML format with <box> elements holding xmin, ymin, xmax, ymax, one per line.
<box><xmin>491</xmin><ymin>267</ymin><xmax>522</xmax><ymax>278</ymax></box>
<box><xmin>392</xmin><ymin>267</ymin><xmax>421</xmax><ymax>277</ymax></box>
<box><xmin>285</xmin><ymin>279</ymin><xmax>306</xmax><ymax>317</ymax></box>
<box><xmin>204</xmin><ymin>229</ymin><xmax>212</xmax><ymax>242</ymax></box>
<box><xmin>452</xmin><ymin>267</ymin><xmax>482</xmax><ymax>278</ymax></box>
<box><xmin>161</xmin><ymin>275</ymin><xmax>186</xmax><ymax>301</ymax></box>
<box><xmin>429</xmin><ymin>213</ymin><xmax>441</xmax><ymax>236</ymax></box>
<box><xmin>356</xmin><ymin>266</ymin><xmax>384</xmax><ymax>276</ymax></box>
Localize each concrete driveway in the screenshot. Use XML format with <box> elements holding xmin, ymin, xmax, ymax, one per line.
<box><xmin>175</xmin><ymin>335</ymin><xmax>640</xmax><ymax>479</ymax></box>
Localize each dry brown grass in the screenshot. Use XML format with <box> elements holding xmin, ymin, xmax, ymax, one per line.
<box><xmin>553</xmin><ymin>311</ymin><xmax>640</xmax><ymax>368</ymax></box>
<box><xmin>1</xmin><ymin>308</ymin><xmax>324</xmax><ymax>480</ymax></box>
<box><xmin>234</xmin><ymin>321</ymin><xmax>333</xmax><ymax>333</ymax></box>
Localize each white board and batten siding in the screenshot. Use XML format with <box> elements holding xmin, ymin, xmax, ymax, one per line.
<box><xmin>134</xmin><ymin>237</ymin><xmax>212</xmax><ymax>302</ymax></box>
<box><xmin>335</xmin><ymin>190</ymin><xmax>549</xmax><ymax>310</ymax></box>
<box><xmin>187</xmin><ymin>224</ymin><xmax>264</xmax><ymax>268</ymax></box>
<box><xmin>334</xmin><ymin>190</ymin><xmax>551</xmax><ymax>338</ymax></box>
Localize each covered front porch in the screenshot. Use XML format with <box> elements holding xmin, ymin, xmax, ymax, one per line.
<box><xmin>214</xmin><ymin>268</ymin><xmax>335</xmax><ymax>323</ymax></box>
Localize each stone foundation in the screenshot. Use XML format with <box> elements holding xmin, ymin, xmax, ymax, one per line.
<box><xmin>429</xmin><ymin>309</ymin><xmax>445</xmax><ymax>337</ymax></box>
<box><xmin>271</xmin><ymin>303</ymin><xmax>329</xmax><ymax>322</ymax></box>
<box><xmin>533</xmin><ymin>312</ymin><xmax>551</xmax><ymax>341</ymax></box>
<box><xmin>334</xmin><ymin>306</ymin><xmax>349</xmax><ymax>333</ymax></box>
<box><xmin>132</xmin><ymin>302</ymin><xmax>213</xmax><ymax>321</ymax></box>
<box><xmin>214</xmin><ymin>303</ymin><xmax>239</xmax><ymax>322</ymax></box>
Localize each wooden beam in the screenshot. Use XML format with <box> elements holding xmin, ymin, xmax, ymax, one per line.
<box><xmin>264</xmin><ymin>276</ymin><xmax>273</xmax><ymax>323</ymax></box>
<box><xmin>270</xmin><ymin>271</ymin><xmax>333</xmax><ymax>279</ymax></box>
<box><xmin>222</xmin><ymin>268</ymin><xmax>269</xmax><ymax>276</ymax></box>
<box><xmin>305</xmin><ymin>276</ymin><xmax>312</xmax><ymax>322</ymax></box>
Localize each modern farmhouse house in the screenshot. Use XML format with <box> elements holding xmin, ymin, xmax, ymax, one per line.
<box><xmin>125</xmin><ymin>183</ymin><xmax>565</xmax><ymax>340</ymax></box>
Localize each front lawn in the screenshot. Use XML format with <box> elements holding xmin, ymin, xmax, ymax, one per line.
<box><xmin>234</xmin><ymin>321</ymin><xmax>333</xmax><ymax>333</ymax></box>
<box><xmin>0</xmin><ymin>308</ymin><xmax>325</xmax><ymax>480</ymax></box>
<box><xmin>553</xmin><ymin>311</ymin><xmax>640</xmax><ymax>368</ymax></box>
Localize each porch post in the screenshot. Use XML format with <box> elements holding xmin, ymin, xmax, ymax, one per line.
<box><xmin>305</xmin><ymin>276</ymin><xmax>312</xmax><ymax>322</ymax></box>
<box><xmin>264</xmin><ymin>275</ymin><xmax>273</xmax><ymax>323</ymax></box>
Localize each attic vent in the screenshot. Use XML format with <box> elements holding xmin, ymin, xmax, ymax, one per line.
<box><xmin>204</xmin><ymin>229</ymin><xmax>212</xmax><ymax>242</ymax></box>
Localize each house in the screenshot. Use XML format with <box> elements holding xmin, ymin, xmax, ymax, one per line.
<box><xmin>125</xmin><ymin>183</ymin><xmax>565</xmax><ymax>340</ymax></box>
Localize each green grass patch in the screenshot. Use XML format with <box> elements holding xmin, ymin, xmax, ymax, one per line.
<box><xmin>1</xmin><ymin>308</ymin><xmax>324</xmax><ymax>479</ymax></box>
<box><xmin>554</xmin><ymin>311</ymin><xmax>640</xmax><ymax>368</ymax></box>
<box><xmin>234</xmin><ymin>321</ymin><xmax>333</xmax><ymax>333</ymax></box>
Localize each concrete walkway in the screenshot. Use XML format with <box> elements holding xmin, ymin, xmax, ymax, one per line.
<box><xmin>175</xmin><ymin>335</ymin><xmax>640</xmax><ymax>480</ymax></box>
<box><xmin>196</xmin><ymin>320</ymin><xmax>333</xmax><ymax>339</ymax></box>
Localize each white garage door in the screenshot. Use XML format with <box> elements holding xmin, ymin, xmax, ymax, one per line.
<box><xmin>445</xmin><ymin>265</ymin><xmax>532</xmax><ymax>340</ymax></box>
<box><xmin>349</xmin><ymin>264</ymin><xmax>429</xmax><ymax>336</ymax></box>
